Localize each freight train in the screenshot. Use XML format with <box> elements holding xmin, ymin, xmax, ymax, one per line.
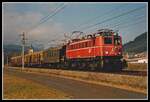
<box><xmin>10</xmin><ymin>29</ymin><xmax>126</xmax><ymax>71</ymax></box>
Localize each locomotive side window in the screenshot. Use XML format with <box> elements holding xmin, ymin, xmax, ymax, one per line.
<box><xmin>77</xmin><ymin>43</ymin><xmax>79</xmax><ymax>49</ymax></box>
<box><xmin>79</xmin><ymin>43</ymin><xmax>81</xmax><ymax>48</ymax></box>
<box><xmin>84</xmin><ymin>42</ymin><xmax>85</xmax><ymax>47</ymax></box>
<box><xmin>82</xmin><ymin>43</ymin><xmax>84</xmax><ymax>48</ymax></box>
<box><xmin>80</xmin><ymin>43</ymin><xmax>82</xmax><ymax>48</ymax></box>
<box><xmin>104</xmin><ymin>37</ymin><xmax>112</xmax><ymax>44</ymax></box>
<box><xmin>85</xmin><ymin>42</ymin><xmax>86</xmax><ymax>47</ymax></box>
<box><xmin>87</xmin><ymin>41</ymin><xmax>90</xmax><ymax>47</ymax></box>
<box><xmin>89</xmin><ymin>41</ymin><xmax>92</xmax><ymax>46</ymax></box>
<box><xmin>76</xmin><ymin>44</ymin><xmax>78</xmax><ymax>49</ymax></box>
<box><xmin>85</xmin><ymin>42</ymin><xmax>88</xmax><ymax>47</ymax></box>
<box><xmin>87</xmin><ymin>41</ymin><xmax>89</xmax><ymax>47</ymax></box>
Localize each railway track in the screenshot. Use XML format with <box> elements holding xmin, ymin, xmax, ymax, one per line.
<box><xmin>62</xmin><ymin>68</ymin><xmax>147</xmax><ymax>76</ymax></box>
<box><xmin>7</xmin><ymin>66</ymin><xmax>147</xmax><ymax>77</ymax></box>
<box><xmin>64</xmin><ymin>68</ymin><xmax>147</xmax><ymax>76</ymax></box>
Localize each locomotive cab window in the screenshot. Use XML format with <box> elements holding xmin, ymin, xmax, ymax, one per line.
<box><xmin>104</xmin><ymin>37</ymin><xmax>112</xmax><ymax>44</ymax></box>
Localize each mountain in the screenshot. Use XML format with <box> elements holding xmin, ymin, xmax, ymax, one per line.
<box><xmin>123</xmin><ymin>32</ymin><xmax>147</xmax><ymax>54</ymax></box>
<box><xmin>31</xmin><ymin>43</ymin><xmax>44</xmax><ymax>51</ymax></box>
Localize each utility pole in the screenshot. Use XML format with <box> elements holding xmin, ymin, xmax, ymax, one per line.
<box><xmin>20</xmin><ymin>32</ymin><xmax>27</xmax><ymax>71</ymax></box>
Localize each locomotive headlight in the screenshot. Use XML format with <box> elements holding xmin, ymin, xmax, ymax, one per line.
<box><xmin>105</xmin><ymin>51</ymin><xmax>108</xmax><ymax>54</ymax></box>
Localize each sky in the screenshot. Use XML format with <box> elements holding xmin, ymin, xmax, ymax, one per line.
<box><xmin>2</xmin><ymin>2</ymin><xmax>147</xmax><ymax>48</ymax></box>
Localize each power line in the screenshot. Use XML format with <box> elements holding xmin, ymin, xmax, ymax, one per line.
<box><xmin>26</xmin><ymin>3</ymin><xmax>67</xmax><ymax>47</ymax></box>
<box><xmin>117</xmin><ymin>20</ymin><xmax>146</xmax><ymax>43</ymax></box>
<box><xmin>38</xmin><ymin>3</ymin><xmax>64</xmax><ymax>23</ymax></box>
<box><xmin>66</xmin><ymin>5</ymin><xmax>145</xmax><ymax>39</ymax></box>
<box><xmin>87</xmin><ymin>10</ymin><xmax>146</xmax><ymax>33</ymax></box>
<box><xmin>80</xmin><ymin>6</ymin><xmax>145</xmax><ymax>32</ymax></box>
<box><xmin>27</xmin><ymin>4</ymin><xmax>64</xmax><ymax>33</ymax></box>
<box><xmin>52</xmin><ymin>5</ymin><xmax>146</xmax><ymax>45</ymax></box>
<box><xmin>62</xmin><ymin>4</ymin><xmax>127</xmax><ymax>39</ymax></box>
<box><xmin>74</xmin><ymin>4</ymin><xmax>129</xmax><ymax>29</ymax></box>
<box><xmin>27</xmin><ymin>4</ymin><xmax>67</xmax><ymax>33</ymax></box>
<box><xmin>61</xmin><ymin>4</ymin><xmax>128</xmax><ymax>39</ymax></box>
<box><xmin>35</xmin><ymin>4</ymin><xmax>66</xmax><ymax>26</ymax></box>
<box><xmin>107</xmin><ymin>15</ymin><xmax>146</xmax><ymax>29</ymax></box>
<box><xmin>117</xmin><ymin>19</ymin><xmax>146</xmax><ymax>30</ymax></box>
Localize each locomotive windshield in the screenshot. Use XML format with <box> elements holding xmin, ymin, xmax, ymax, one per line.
<box><xmin>103</xmin><ymin>32</ymin><xmax>112</xmax><ymax>36</ymax></box>
<box><xmin>104</xmin><ymin>37</ymin><xmax>112</xmax><ymax>44</ymax></box>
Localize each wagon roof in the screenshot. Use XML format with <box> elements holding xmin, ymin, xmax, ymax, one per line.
<box><xmin>44</xmin><ymin>47</ymin><xmax>61</xmax><ymax>51</ymax></box>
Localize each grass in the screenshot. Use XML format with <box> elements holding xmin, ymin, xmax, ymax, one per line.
<box><xmin>127</xmin><ymin>63</ymin><xmax>147</xmax><ymax>71</ymax></box>
<box><xmin>7</xmin><ymin>67</ymin><xmax>147</xmax><ymax>94</ymax></box>
<box><xmin>3</xmin><ymin>73</ymin><xmax>71</xmax><ymax>99</ymax></box>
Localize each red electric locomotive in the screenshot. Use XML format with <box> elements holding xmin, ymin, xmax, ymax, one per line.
<box><xmin>66</xmin><ymin>29</ymin><xmax>123</xmax><ymax>71</ymax></box>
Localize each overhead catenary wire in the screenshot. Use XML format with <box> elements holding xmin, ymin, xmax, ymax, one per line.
<box><xmin>26</xmin><ymin>4</ymin><xmax>146</xmax><ymax>49</ymax></box>
<box><xmin>86</xmin><ymin>9</ymin><xmax>146</xmax><ymax>34</ymax></box>
<box><xmin>68</xmin><ymin>4</ymin><xmax>128</xmax><ymax>38</ymax></box>
<box><xmin>67</xmin><ymin>5</ymin><xmax>145</xmax><ymax>39</ymax></box>
<box><xmin>74</xmin><ymin>4</ymin><xmax>129</xmax><ymax>29</ymax></box>
<box><xmin>25</xmin><ymin>3</ymin><xmax>67</xmax><ymax>48</ymax></box>
<box><xmin>106</xmin><ymin>15</ymin><xmax>146</xmax><ymax>29</ymax></box>
<box><xmin>117</xmin><ymin>20</ymin><xmax>147</xmax><ymax>43</ymax></box>
<box><xmin>38</xmin><ymin>3</ymin><xmax>64</xmax><ymax>23</ymax></box>
<box><xmin>79</xmin><ymin>6</ymin><xmax>145</xmax><ymax>32</ymax></box>
<box><xmin>27</xmin><ymin>3</ymin><xmax>67</xmax><ymax>34</ymax></box>
<box><xmin>116</xmin><ymin>19</ymin><xmax>146</xmax><ymax>30</ymax></box>
<box><xmin>35</xmin><ymin>4</ymin><xmax>66</xmax><ymax>27</ymax></box>
<box><xmin>26</xmin><ymin>4</ymin><xmax>62</xmax><ymax>34</ymax></box>
<box><xmin>53</xmin><ymin>5</ymin><xmax>146</xmax><ymax>45</ymax></box>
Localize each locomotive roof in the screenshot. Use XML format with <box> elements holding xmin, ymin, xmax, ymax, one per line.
<box><xmin>69</xmin><ymin>30</ymin><xmax>119</xmax><ymax>44</ymax></box>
